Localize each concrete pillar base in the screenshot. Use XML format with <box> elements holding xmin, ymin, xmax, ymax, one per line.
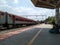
<box><xmin>49</xmin><ymin>24</ymin><xmax>60</xmax><ymax>33</ymax></box>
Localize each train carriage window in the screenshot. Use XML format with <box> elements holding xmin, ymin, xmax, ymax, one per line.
<box><xmin>0</xmin><ymin>13</ymin><xmax>4</xmax><ymax>15</ymax></box>
<box><xmin>0</xmin><ymin>13</ymin><xmax>4</xmax><ymax>18</ymax></box>
<box><xmin>16</xmin><ymin>18</ymin><xmax>20</xmax><ymax>21</ymax></box>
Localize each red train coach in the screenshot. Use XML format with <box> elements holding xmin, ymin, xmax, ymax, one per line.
<box><xmin>0</xmin><ymin>11</ymin><xmax>37</xmax><ymax>29</ymax></box>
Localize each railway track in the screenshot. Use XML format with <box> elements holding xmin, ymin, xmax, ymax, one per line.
<box><xmin>0</xmin><ymin>24</ymin><xmax>39</xmax><ymax>35</ymax></box>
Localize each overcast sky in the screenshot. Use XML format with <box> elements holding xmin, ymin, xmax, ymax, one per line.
<box><xmin>0</xmin><ymin>0</ymin><xmax>55</xmax><ymax>21</ymax></box>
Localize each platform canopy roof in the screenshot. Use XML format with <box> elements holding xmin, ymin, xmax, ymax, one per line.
<box><xmin>31</xmin><ymin>0</ymin><xmax>60</xmax><ymax>9</ymax></box>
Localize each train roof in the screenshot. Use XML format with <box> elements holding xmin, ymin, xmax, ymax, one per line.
<box><xmin>0</xmin><ymin>11</ymin><xmax>37</xmax><ymax>22</ymax></box>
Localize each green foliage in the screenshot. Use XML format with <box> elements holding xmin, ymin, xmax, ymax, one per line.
<box><xmin>45</xmin><ymin>16</ymin><xmax>55</xmax><ymax>24</ymax></box>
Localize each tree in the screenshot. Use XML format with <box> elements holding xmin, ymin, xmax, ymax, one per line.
<box><xmin>45</xmin><ymin>16</ymin><xmax>55</xmax><ymax>24</ymax></box>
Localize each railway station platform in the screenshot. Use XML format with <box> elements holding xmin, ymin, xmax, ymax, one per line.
<box><xmin>0</xmin><ymin>24</ymin><xmax>60</xmax><ymax>45</ymax></box>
